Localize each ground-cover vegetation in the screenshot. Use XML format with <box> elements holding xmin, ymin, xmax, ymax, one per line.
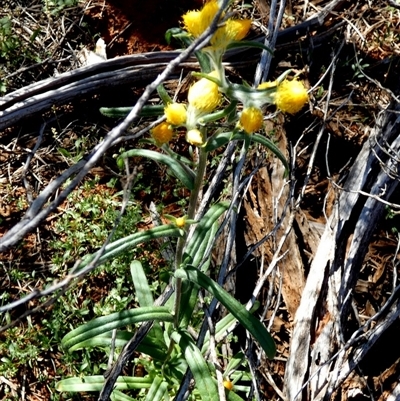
<box><xmin>2</xmin><ymin>0</ymin><xmax>400</xmax><ymax>400</ymax></box>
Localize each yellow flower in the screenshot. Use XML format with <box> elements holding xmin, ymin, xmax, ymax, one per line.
<box><xmin>182</xmin><ymin>0</ymin><xmax>220</xmax><ymax>38</ymax></box>
<box><xmin>165</xmin><ymin>103</ymin><xmax>187</xmax><ymax>126</ymax></box>
<box><xmin>275</xmin><ymin>79</ymin><xmax>308</xmax><ymax>114</ymax></box>
<box><xmin>175</xmin><ymin>216</ymin><xmax>186</xmax><ymax>228</ymax></box>
<box><xmin>186</xmin><ymin>129</ymin><xmax>204</xmax><ymax>146</ymax></box>
<box><xmin>223</xmin><ymin>379</ymin><xmax>234</xmax><ymax>391</ymax></box>
<box><xmin>151</xmin><ymin>122</ymin><xmax>174</xmax><ymax>145</ymax></box>
<box><xmin>188</xmin><ymin>71</ymin><xmax>221</xmax><ymax>113</ymax></box>
<box><xmin>211</xmin><ymin>19</ymin><xmax>251</xmax><ymax>49</ymax></box>
<box><xmin>239</xmin><ymin>107</ymin><xmax>263</xmax><ymax>134</ymax></box>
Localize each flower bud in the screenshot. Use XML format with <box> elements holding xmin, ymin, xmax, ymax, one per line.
<box><xmin>223</xmin><ymin>379</ymin><xmax>234</xmax><ymax>391</ymax></box>
<box><xmin>175</xmin><ymin>217</ymin><xmax>186</xmax><ymax>228</ymax></box>
<box><xmin>186</xmin><ymin>129</ymin><xmax>204</xmax><ymax>146</ymax></box>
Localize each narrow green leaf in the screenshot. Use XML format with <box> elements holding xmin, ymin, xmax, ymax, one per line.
<box><xmin>99</xmin><ymin>105</ymin><xmax>164</xmax><ymax>118</ymax></box>
<box><xmin>252</xmin><ymin>133</ymin><xmax>289</xmax><ymax>174</ymax></box>
<box><xmin>205</xmin><ymin>132</ymin><xmax>233</xmax><ymax>152</ymax></box>
<box><xmin>171</xmin><ymin>330</ymin><xmax>219</xmax><ymax>401</ymax></box>
<box><xmin>175</xmin><ymin>267</ymin><xmax>276</xmax><ymax>359</ymax></box>
<box><xmin>62</xmin><ymin>306</ymin><xmax>174</xmax><ymax>352</ymax></box>
<box><xmin>111</xmin><ymin>389</ymin><xmax>137</xmax><ymax>401</ymax></box>
<box><xmin>183</xmin><ymin>202</ymin><xmax>229</xmax><ymax>267</ymax></box>
<box><xmin>226</xmin><ymin>389</ymin><xmax>247</xmax><ymax>401</ymax></box>
<box><xmin>79</xmin><ymin>224</ymin><xmax>183</xmax><ymax>270</ymax></box>
<box><xmin>178</xmin><ymin>280</ymin><xmax>200</xmax><ymax>328</ymax></box>
<box><xmin>202</xmin><ymin>303</ymin><xmax>260</xmax><ymax>354</ymax></box>
<box><xmin>118</xmin><ymin>149</ymin><xmax>195</xmax><ymax>190</ymax></box>
<box><xmin>227</xmin><ymin>40</ymin><xmax>274</xmax><ymax>55</ymax></box>
<box><xmin>130</xmin><ymin>260</ymin><xmax>166</xmax><ymax>351</ymax></box>
<box><xmin>73</xmin><ymin>330</ymin><xmax>168</xmax><ymax>361</ymax></box>
<box><xmin>199</xmin><ymin>101</ymin><xmax>238</xmax><ymax>125</ymax></box>
<box><xmin>157</xmin><ymin>84</ymin><xmax>173</xmax><ymax>105</ymax></box>
<box><xmin>144</xmin><ymin>375</ymin><xmax>169</xmax><ymax>401</ymax></box>
<box><xmin>130</xmin><ymin>261</ymin><xmax>154</xmax><ymax>307</ymax></box>
<box><xmin>56</xmin><ymin>376</ymin><xmax>153</xmax><ymax>392</ymax></box>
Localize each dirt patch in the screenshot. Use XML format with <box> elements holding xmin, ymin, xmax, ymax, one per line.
<box><xmin>85</xmin><ymin>0</ymin><xmax>204</xmax><ymax>57</ymax></box>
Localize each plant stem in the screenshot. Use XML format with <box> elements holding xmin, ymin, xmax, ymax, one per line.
<box><xmin>173</xmin><ymin>132</ymin><xmax>208</xmax><ymax>327</ymax></box>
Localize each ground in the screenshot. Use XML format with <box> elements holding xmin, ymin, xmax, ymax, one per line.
<box><xmin>1</xmin><ymin>0</ymin><xmax>400</xmax><ymax>400</ymax></box>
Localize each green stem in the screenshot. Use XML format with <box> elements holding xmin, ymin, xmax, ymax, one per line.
<box><xmin>173</xmin><ymin>129</ymin><xmax>208</xmax><ymax>328</ymax></box>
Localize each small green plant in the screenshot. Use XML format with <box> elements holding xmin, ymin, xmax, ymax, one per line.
<box><xmin>44</xmin><ymin>0</ymin><xmax>78</xmax><ymax>14</ymax></box>
<box><xmin>0</xmin><ymin>17</ymin><xmax>20</xmax><ymax>60</ymax></box>
<box><xmin>56</xmin><ymin>0</ymin><xmax>309</xmax><ymax>399</ymax></box>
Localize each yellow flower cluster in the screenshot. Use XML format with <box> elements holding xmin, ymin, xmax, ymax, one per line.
<box><xmin>182</xmin><ymin>0</ymin><xmax>251</xmax><ymax>50</ymax></box>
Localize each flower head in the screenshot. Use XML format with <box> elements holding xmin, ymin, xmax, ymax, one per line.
<box><xmin>238</xmin><ymin>107</ymin><xmax>263</xmax><ymax>134</ymax></box>
<box><xmin>151</xmin><ymin>122</ymin><xmax>174</xmax><ymax>145</ymax></box>
<box><xmin>182</xmin><ymin>0</ymin><xmax>220</xmax><ymax>38</ymax></box>
<box><xmin>165</xmin><ymin>103</ymin><xmax>187</xmax><ymax>126</ymax></box>
<box><xmin>211</xmin><ymin>18</ymin><xmax>251</xmax><ymax>49</ymax></box>
<box><xmin>175</xmin><ymin>216</ymin><xmax>186</xmax><ymax>228</ymax></box>
<box><xmin>275</xmin><ymin>79</ymin><xmax>308</xmax><ymax>114</ymax></box>
<box><xmin>186</xmin><ymin>129</ymin><xmax>204</xmax><ymax>146</ymax></box>
<box><xmin>223</xmin><ymin>379</ymin><xmax>234</xmax><ymax>391</ymax></box>
<box><xmin>188</xmin><ymin>71</ymin><xmax>221</xmax><ymax>113</ymax></box>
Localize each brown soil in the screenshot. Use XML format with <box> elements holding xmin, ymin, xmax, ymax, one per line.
<box><xmin>85</xmin><ymin>0</ymin><xmax>204</xmax><ymax>56</ymax></box>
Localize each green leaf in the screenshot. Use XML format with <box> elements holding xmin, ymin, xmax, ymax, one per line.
<box><xmin>183</xmin><ymin>202</ymin><xmax>230</xmax><ymax>267</ymax></box>
<box><xmin>118</xmin><ymin>149</ymin><xmax>195</xmax><ymax>190</ymax></box>
<box><xmin>111</xmin><ymin>389</ymin><xmax>137</xmax><ymax>401</ymax></box>
<box><xmin>198</xmin><ymin>101</ymin><xmax>238</xmax><ymax>125</ymax></box>
<box><xmin>62</xmin><ymin>306</ymin><xmax>174</xmax><ymax>352</ymax></box>
<box><xmin>157</xmin><ymin>84</ymin><xmax>173</xmax><ymax>105</ymax></box>
<box><xmin>130</xmin><ymin>260</ymin><xmax>166</xmax><ymax>353</ymax></box>
<box><xmin>175</xmin><ymin>267</ymin><xmax>276</xmax><ymax>359</ymax></box>
<box><xmin>171</xmin><ymin>329</ymin><xmax>219</xmax><ymax>401</ymax></box>
<box><xmin>144</xmin><ymin>375</ymin><xmax>169</xmax><ymax>401</ymax></box>
<box><xmin>130</xmin><ymin>261</ymin><xmax>154</xmax><ymax>307</ymax></box>
<box><xmin>78</xmin><ymin>224</ymin><xmax>183</xmax><ymax>270</ymax></box>
<box><xmin>202</xmin><ymin>303</ymin><xmax>260</xmax><ymax>354</ymax></box>
<box><xmin>252</xmin><ymin>133</ymin><xmax>289</xmax><ymax>174</ymax></box>
<box><xmin>99</xmin><ymin>105</ymin><xmax>164</xmax><ymax>118</ymax></box>
<box><xmin>56</xmin><ymin>376</ymin><xmax>153</xmax><ymax>392</ymax></box>
<box><xmin>178</xmin><ymin>280</ymin><xmax>200</xmax><ymax>328</ymax></box>
<box><xmin>73</xmin><ymin>330</ymin><xmax>168</xmax><ymax>361</ymax></box>
<box><xmin>227</xmin><ymin>40</ymin><xmax>274</xmax><ymax>55</ymax></box>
